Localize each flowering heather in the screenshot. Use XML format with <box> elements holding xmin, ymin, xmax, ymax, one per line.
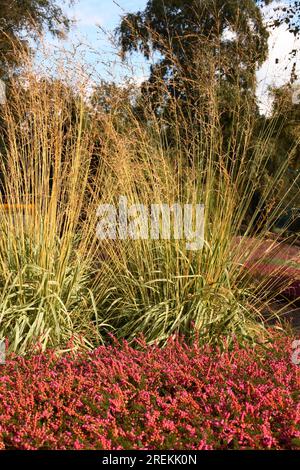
<box><xmin>0</xmin><ymin>333</ymin><xmax>299</xmax><ymax>450</ymax></box>
<box><xmin>236</xmin><ymin>237</ymin><xmax>300</xmax><ymax>298</ymax></box>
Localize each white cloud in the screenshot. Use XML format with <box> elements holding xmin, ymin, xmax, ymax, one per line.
<box><xmin>67</xmin><ymin>0</ymin><xmax>105</xmax><ymax>27</ymax></box>
<box><xmin>256</xmin><ymin>1</ymin><xmax>300</xmax><ymax>115</ymax></box>
<box><xmin>71</xmin><ymin>10</ymin><xmax>103</xmax><ymax>27</ymax></box>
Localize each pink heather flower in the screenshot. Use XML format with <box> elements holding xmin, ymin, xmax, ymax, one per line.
<box><xmin>0</xmin><ymin>331</ymin><xmax>299</xmax><ymax>450</ymax></box>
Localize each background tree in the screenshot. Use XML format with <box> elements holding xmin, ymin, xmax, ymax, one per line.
<box><xmin>116</xmin><ymin>0</ymin><xmax>270</xmax><ymax>119</ymax></box>
<box><xmin>116</xmin><ymin>1</ymin><xmax>300</xmax><ymax>129</ymax></box>
<box><xmin>259</xmin><ymin>0</ymin><xmax>300</xmax><ymax>36</ymax></box>
<box><xmin>0</xmin><ymin>0</ymin><xmax>71</xmax><ymax>78</ymax></box>
<box><xmin>0</xmin><ymin>0</ymin><xmax>71</xmax><ymax>194</ymax></box>
<box><xmin>260</xmin><ymin>83</ymin><xmax>300</xmax><ymax>228</ymax></box>
<box><xmin>116</xmin><ymin>0</ymin><xmax>300</xmax><ymax>232</ymax></box>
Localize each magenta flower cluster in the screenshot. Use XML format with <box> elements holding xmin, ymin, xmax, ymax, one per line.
<box><xmin>0</xmin><ymin>333</ymin><xmax>299</xmax><ymax>449</ymax></box>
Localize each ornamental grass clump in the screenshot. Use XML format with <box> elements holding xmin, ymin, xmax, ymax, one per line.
<box><xmin>0</xmin><ymin>39</ymin><xmax>299</xmax><ymax>353</ymax></box>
